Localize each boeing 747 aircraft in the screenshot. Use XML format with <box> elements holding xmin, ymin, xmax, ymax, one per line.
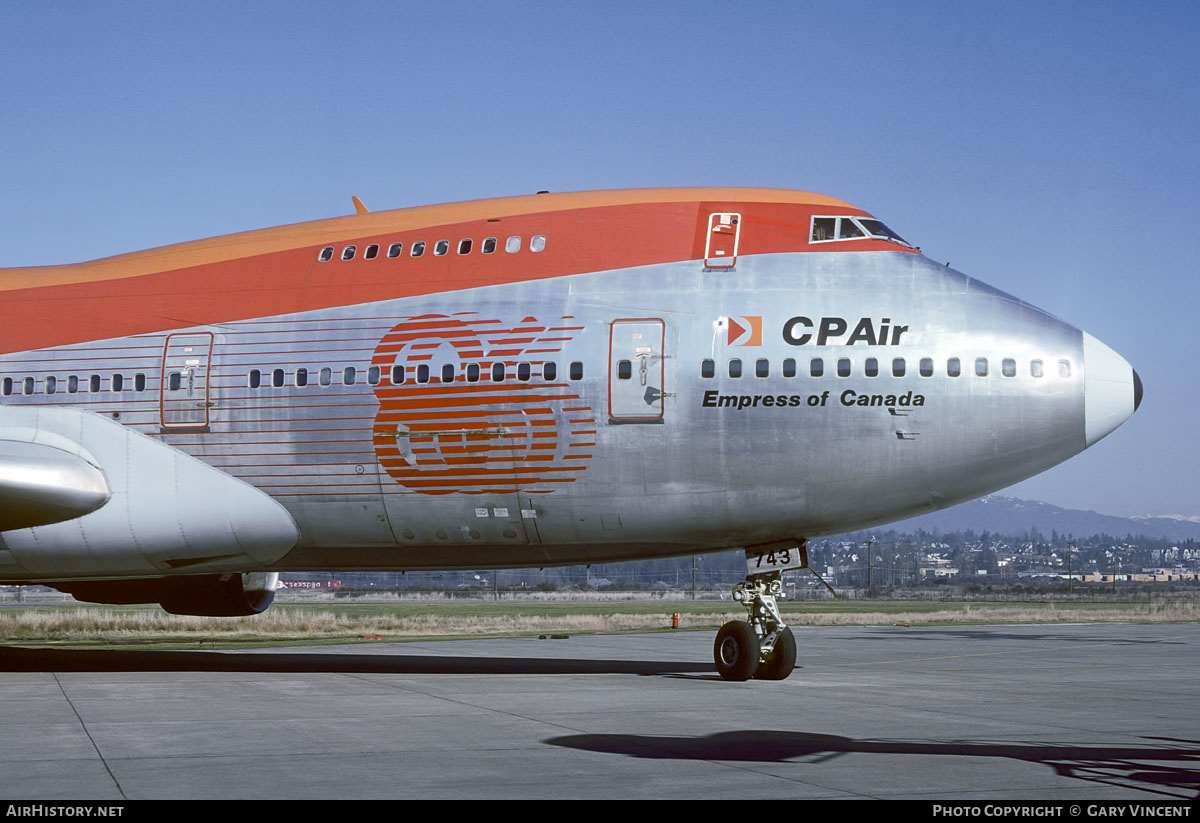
<box><xmin>0</xmin><ymin>187</ymin><xmax>1141</xmax><ymax>680</ymax></box>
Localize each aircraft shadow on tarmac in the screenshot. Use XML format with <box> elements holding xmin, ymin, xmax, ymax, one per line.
<box><xmin>545</xmin><ymin>730</ymin><xmax>1200</xmax><ymax>798</ymax></box>
<box><xmin>0</xmin><ymin>646</ymin><xmax>712</xmax><ymax>676</ymax></box>
<box><xmin>861</xmin><ymin>628</ymin><xmax>1187</xmax><ymax>645</ymax></box>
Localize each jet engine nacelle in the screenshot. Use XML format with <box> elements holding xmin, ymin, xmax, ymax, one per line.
<box><xmin>52</xmin><ymin>572</ymin><xmax>279</xmax><ymax>617</ymax></box>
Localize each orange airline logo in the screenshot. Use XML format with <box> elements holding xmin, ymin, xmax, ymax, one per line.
<box><xmin>726</xmin><ymin>315</ymin><xmax>763</xmax><ymax>347</ymax></box>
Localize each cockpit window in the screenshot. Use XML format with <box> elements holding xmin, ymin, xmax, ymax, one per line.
<box><xmin>811</xmin><ymin>217</ymin><xmax>836</xmax><ymax>242</ymax></box>
<box><xmin>837</xmin><ymin>218</ymin><xmax>865</xmax><ymax>239</ymax></box>
<box><xmin>811</xmin><ymin>215</ymin><xmax>912</xmax><ymax>247</ymax></box>
<box><xmin>857</xmin><ymin>219</ymin><xmax>910</xmax><ymax>246</ymax></box>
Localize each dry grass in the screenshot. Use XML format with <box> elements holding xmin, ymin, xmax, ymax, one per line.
<box><xmin>1</xmin><ymin>599</ymin><xmax>1196</xmax><ymax>645</ymax></box>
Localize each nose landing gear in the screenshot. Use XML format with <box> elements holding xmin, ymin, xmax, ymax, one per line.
<box><xmin>714</xmin><ymin>572</ymin><xmax>797</xmax><ymax>681</ymax></box>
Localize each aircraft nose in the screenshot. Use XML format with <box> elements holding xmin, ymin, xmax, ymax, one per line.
<box><xmin>1083</xmin><ymin>332</ymin><xmax>1140</xmax><ymax>447</ymax></box>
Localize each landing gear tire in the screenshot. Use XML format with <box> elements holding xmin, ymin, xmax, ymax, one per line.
<box><xmin>755</xmin><ymin>626</ymin><xmax>797</xmax><ymax>680</ymax></box>
<box><xmin>714</xmin><ymin>620</ymin><xmax>760</xmax><ymax>682</ymax></box>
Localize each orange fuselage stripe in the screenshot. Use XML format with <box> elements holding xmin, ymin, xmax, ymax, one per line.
<box><xmin>0</xmin><ymin>188</ymin><xmax>890</xmax><ymax>354</ymax></box>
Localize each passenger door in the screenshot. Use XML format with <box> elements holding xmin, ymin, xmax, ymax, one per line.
<box><xmin>608</xmin><ymin>318</ymin><xmax>669</xmax><ymax>423</ymax></box>
<box><xmin>160</xmin><ymin>332</ymin><xmax>213</xmax><ymax>430</ymax></box>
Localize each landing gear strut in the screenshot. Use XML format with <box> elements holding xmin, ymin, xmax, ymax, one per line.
<box><xmin>714</xmin><ymin>571</ymin><xmax>797</xmax><ymax>682</ymax></box>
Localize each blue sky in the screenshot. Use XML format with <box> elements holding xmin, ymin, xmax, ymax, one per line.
<box><xmin>1</xmin><ymin>1</ymin><xmax>1197</xmax><ymax>517</ymax></box>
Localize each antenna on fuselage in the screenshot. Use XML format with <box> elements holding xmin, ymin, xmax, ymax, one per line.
<box><xmin>352</xmin><ymin>196</ymin><xmax>369</xmax><ymax>215</ymax></box>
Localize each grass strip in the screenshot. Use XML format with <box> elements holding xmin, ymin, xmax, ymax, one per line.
<box><xmin>1</xmin><ymin>599</ymin><xmax>1194</xmax><ymax>651</ymax></box>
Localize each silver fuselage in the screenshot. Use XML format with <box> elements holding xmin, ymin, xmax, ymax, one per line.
<box><xmin>0</xmin><ymin>248</ymin><xmax>1134</xmax><ymax>580</ymax></box>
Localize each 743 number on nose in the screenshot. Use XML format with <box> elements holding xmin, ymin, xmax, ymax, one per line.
<box><xmin>744</xmin><ymin>544</ymin><xmax>808</xmax><ymax>575</ymax></box>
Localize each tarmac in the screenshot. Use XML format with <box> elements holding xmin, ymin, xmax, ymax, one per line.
<box><xmin>1</xmin><ymin>622</ymin><xmax>1198</xmax><ymax>800</ymax></box>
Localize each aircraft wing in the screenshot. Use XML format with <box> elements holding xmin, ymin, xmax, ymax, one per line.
<box><xmin>0</xmin><ymin>406</ymin><xmax>299</xmax><ymax>580</ymax></box>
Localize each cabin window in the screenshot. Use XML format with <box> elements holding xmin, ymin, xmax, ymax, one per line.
<box><xmin>2</xmin><ymin>378</ymin><xmax>11</xmax><ymax>396</ymax></box>
<box><xmin>892</xmin><ymin>358</ymin><xmax>906</xmax><ymax>377</ymax></box>
<box><xmin>837</xmin><ymin>358</ymin><xmax>851</xmax><ymax>377</ymax></box>
<box><xmin>728</xmin><ymin>359</ymin><xmax>742</xmax><ymax>378</ymax></box>
<box><xmin>505</xmin><ymin>236</ymin><xmax>521</xmax><ymax>253</ymax></box>
<box><xmin>368</xmin><ymin>366</ymin><xmax>381</xmax><ymax>385</ymax></box>
<box><xmin>810</xmin><ymin>358</ymin><xmax>824</xmax><ymax>377</ymax></box>
<box><xmin>90</xmin><ymin>375</ymin><xmax>100</xmax><ymax>393</ymax></box>
<box><xmin>1031</xmin><ymin>359</ymin><xmax>1044</xmax><ymax>378</ymax></box>
<box><xmin>458</xmin><ymin>239</ymin><xmax>472</xmax><ymax>255</ymax></box>
<box><xmin>273</xmin><ymin>368</ymin><xmax>285</xmax><ymax>388</ymax></box>
<box><xmin>23</xmin><ymin>377</ymin><xmax>34</xmax><ymax>395</ymax></box>
<box><xmin>391</xmin><ymin>365</ymin><xmax>404</xmax><ymax>384</ymax></box>
<box><xmin>1059</xmin><ymin>359</ymin><xmax>1071</xmax><ymax>378</ymax></box>
<box><xmin>68</xmin><ymin>375</ymin><xmax>79</xmax><ymax>393</ymax></box>
<box><xmin>416</xmin><ymin>365</ymin><xmax>430</xmax><ymax>384</ymax></box>
<box><xmin>482</xmin><ymin>237</ymin><xmax>497</xmax><ymax>254</ymax></box>
<box><xmin>466</xmin><ymin>363</ymin><xmax>480</xmax><ymax>383</ymax></box>
<box><xmin>387</xmin><ymin>243</ymin><xmax>403</xmax><ymax>258</ymax></box>
<box><xmin>755</xmin><ymin>358</ymin><xmax>769</xmax><ymax>378</ymax></box>
<box><xmin>296</xmin><ymin>368</ymin><xmax>309</xmax><ymax>387</ymax></box>
<box><xmin>617</xmin><ymin>360</ymin><xmax>632</xmax><ymax>380</ymax></box>
<box><xmin>441</xmin><ymin>364</ymin><xmax>455</xmax><ymax>383</ymax></box>
<box><xmin>569</xmin><ymin>361</ymin><xmax>583</xmax><ymax>380</ymax></box>
<box><xmin>864</xmin><ymin>358</ymin><xmax>878</xmax><ymax>377</ymax></box>
<box><xmin>248</xmin><ymin>369</ymin><xmax>261</xmax><ymax>389</ymax></box>
<box><xmin>344</xmin><ymin>367</ymin><xmax>357</xmax><ymax>385</ymax></box>
<box><xmin>134</xmin><ymin>373</ymin><xmax>146</xmax><ymax>392</ymax></box>
<box><xmin>115</xmin><ymin>374</ymin><xmax>127</xmax><ymax>392</ymax></box>
<box><xmin>919</xmin><ymin>357</ymin><xmax>933</xmax><ymax>377</ymax></box>
<box><xmin>530</xmin><ymin>235</ymin><xmax>546</xmax><ymax>252</ymax></box>
<box><xmin>492</xmin><ymin>363</ymin><xmax>505</xmax><ymax>382</ymax></box>
<box><xmin>434</xmin><ymin>240</ymin><xmax>449</xmax><ymax>256</ymax></box>
<box><xmin>516</xmin><ymin>363</ymin><xmax>530</xmax><ymax>381</ymax></box>
<box><xmin>947</xmin><ymin>358</ymin><xmax>961</xmax><ymax>377</ymax></box>
<box><xmin>319</xmin><ymin>246</ymin><xmax>334</xmax><ymax>262</ymax></box>
<box><xmin>543</xmin><ymin>362</ymin><xmax>556</xmax><ymax>381</ymax></box>
<box><xmin>319</xmin><ymin>367</ymin><xmax>332</xmax><ymax>386</ymax></box>
<box><xmin>411</xmin><ymin>241</ymin><xmax>426</xmax><ymax>257</ymax></box>
<box><xmin>975</xmin><ymin>357</ymin><xmax>989</xmax><ymax>377</ymax></box>
<box><xmin>701</xmin><ymin>359</ymin><xmax>715</xmax><ymax>378</ymax></box>
<box><xmin>1002</xmin><ymin>358</ymin><xmax>1016</xmax><ymax>378</ymax></box>
<box><xmin>783</xmin><ymin>358</ymin><xmax>796</xmax><ymax>378</ymax></box>
<box><xmin>364</xmin><ymin>244</ymin><xmax>379</xmax><ymax>260</ymax></box>
<box><xmin>45</xmin><ymin>376</ymin><xmax>56</xmax><ymax>394</ymax></box>
<box><xmin>341</xmin><ymin>245</ymin><xmax>356</xmax><ymax>261</ymax></box>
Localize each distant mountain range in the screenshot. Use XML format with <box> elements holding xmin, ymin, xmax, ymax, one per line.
<box><xmin>864</xmin><ymin>496</ymin><xmax>1200</xmax><ymax>542</ymax></box>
